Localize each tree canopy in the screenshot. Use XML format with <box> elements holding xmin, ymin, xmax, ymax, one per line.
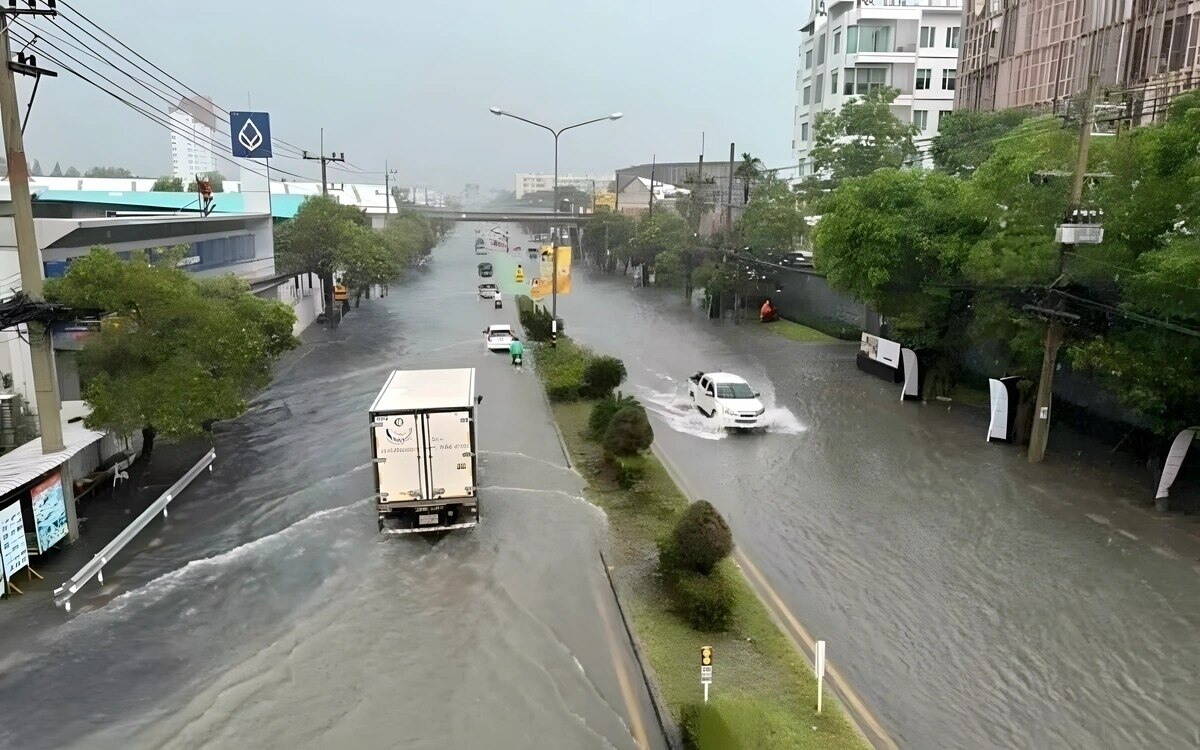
<box><xmin>84</xmin><ymin>166</ymin><xmax>135</xmax><ymax>179</ymax></box>
<box><xmin>152</xmin><ymin>176</ymin><xmax>184</xmax><ymax>192</ymax></box>
<box><xmin>44</xmin><ymin>247</ymin><xmax>299</xmax><ymax>442</ymax></box>
<box><xmin>810</xmin><ymin>87</ymin><xmax>918</xmax><ymax>181</ymax></box>
<box><xmin>737</xmin><ymin>176</ymin><xmax>809</xmax><ymax>254</ymax></box>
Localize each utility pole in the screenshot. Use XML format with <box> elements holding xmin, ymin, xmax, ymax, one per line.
<box><xmin>384</xmin><ymin>161</ymin><xmax>397</xmax><ymax>218</ymax></box>
<box><xmin>0</xmin><ymin>4</ymin><xmax>77</xmax><ymax>541</ymax></box>
<box><xmin>302</xmin><ymin>128</ymin><xmax>345</xmax><ymax>197</ymax></box>
<box><xmin>726</xmin><ymin>142</ymin><xmax>735</xmax><ymax>236</ymax></box>
<box><xmin>648</xmin><ymin>154</ymin><xmax>656</xmax><ymax>220</ymax></box>
<box><xmin>1028</xmin><ymin>75</ymin><xmax>1098</xmax><ymax>464</ymax></box>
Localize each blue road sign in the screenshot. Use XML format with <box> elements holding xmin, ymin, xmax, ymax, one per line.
<box><xmin>229</xmin><ymin>111</ymin><xmax>273</xmax><ymax>158</ymax></box>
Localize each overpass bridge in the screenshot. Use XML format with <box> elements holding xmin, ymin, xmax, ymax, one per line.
<box><xmin>405</xmin><ymin>207</ymin><xmax>594</xmax><ymax>224</ymax></box>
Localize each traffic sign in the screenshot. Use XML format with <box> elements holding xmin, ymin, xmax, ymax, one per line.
<box><xmin>700</xmin><ymin>665</ymin><xmax>712</xmax><ymax>683</ymax></box>
<box><xmin>229</xmin><ymin>111</ymin><xmax>273</xmax><ymax>159</ymax></box>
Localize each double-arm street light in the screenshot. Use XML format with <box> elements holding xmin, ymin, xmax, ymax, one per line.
<box><xmin>489</xmin><ymin>107</ymin><xmax>622</xmax><ymax>318</ymax></box>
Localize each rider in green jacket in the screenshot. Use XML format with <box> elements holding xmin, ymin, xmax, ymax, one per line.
<box><xmin>509</xmin><ymin>338</ymin><xmax>524</xmax><ymax>366</ymax></box>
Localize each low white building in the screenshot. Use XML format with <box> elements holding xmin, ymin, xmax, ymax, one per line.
<box><xmin>515</xmin><ymin>173</ymin><xmax>609</xmax><ymax>199</ymax></box>
<box><xmin>616</xmin><ymin>177</ymin><xmax>690</xmax><ymax>216</ymax></box>
<box><xmin>793</xmin><ymin>0</ymin><xmax>962</xmax><ymax>175</ymax></box>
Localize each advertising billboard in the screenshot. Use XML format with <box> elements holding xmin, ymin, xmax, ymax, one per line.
<box><xmin>31</xmin><ymin>472</ymin><xmax>68</xmax><ymax>553</ymax></box>
<box><xmin>0</xmin><ymin>501</ymin><xmax>29</xmax><ymax>582</ymax></box>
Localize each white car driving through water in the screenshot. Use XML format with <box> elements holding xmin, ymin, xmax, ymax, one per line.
<box><xmin>484</xmin><ymin>324</ymin><xmax>514</xmax><ymax>351</ymax></box>
<box><xmin>687</xmin><ymin>371</ymin><xmax>766</xmax><ymax>430</ymax></box>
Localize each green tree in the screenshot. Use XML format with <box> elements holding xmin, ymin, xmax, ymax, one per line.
<box><xmin>44</xmin><ymin>247</ymin><xmax>298</xmax><ymax>454</ymax></box>
<box><xmin>810</xmin><ymin>87</ymin><xmax>918</xmax><ymax>181</ymax></box>
<box><xmin>84</xmin><ymin>166</ymin><xmax>135</xmax><ymax>178</ymax></box>
<box><xmin>30</xmin><ymin>159</ymin><xmax>42</xmax><ymax>177</ymax></box>
<box><xmin>734</xmin><ymin>152</ymin><xmax>764</xmax><ymax>204</ymax></box>
<box><xmin>930</xmin><ymin>109</ymin><xmax>1030</xmax><ymax>177</ymax></box>
<box><xmin>631</xmin><ymin>205</ymin><xmax>689</xmax><ymax>270</ymax></box>
<box><xmin>341</xmin><ymin>225</ymin><xmax>400</xmax><ymax>305</ymax></box>
<box><xmin>50</xmin><ymin>161</ymin><xmax>62</xmax><ymax>177</ymax></box>
<box><xmin>737</xmin><ymin>175</ymin><xmax>809</xmax><ymax>254</ymax></box>
<box><xmin>64</xmin><ymin>166</ymin><xmax>80</xmax><ymax>177</ymax></box>
<box><xmin>152</xmin><ymin>176</ymin><xmax>184</xmax><ymax>192</ymax></box>
<box><xmin>581</xmin><ymin>211</ymin><xmax>636</xmax><ymax>271</ymax></box>
<box><xmin>275</xmin><ymin>195</ymin><xmax>371</xmax><ymax>307</ymax></box>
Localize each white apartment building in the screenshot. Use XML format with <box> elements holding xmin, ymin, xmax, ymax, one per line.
<box><xmin>514</xmin><ymin>173</ymin><xmax>609</xmax><ymax>199</ymax></box>
<box><xmin>169</xmin><ymin>95</ymin><xmax>219</xmax><ymax>182</ymax></box>
<box><xmin>793</xmin><ymin>0</ymin><xmax>962</xmax><ymax>176</ymax></box>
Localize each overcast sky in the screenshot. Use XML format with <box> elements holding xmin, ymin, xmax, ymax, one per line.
<box><xmin>18</xmin><ymin>0</ymin><xmax>798</xmax><ymax>193</ymax></box>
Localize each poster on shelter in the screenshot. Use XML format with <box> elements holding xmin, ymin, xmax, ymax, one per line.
<box><xmin>0</xmin><ymin>501</ymin><xmax>29</xmax><ymax>581</ymax></box>
<box><xmin>31</xmin><ymin>472</ymin><xmax>68</xmax><ymax>553</ymax></box>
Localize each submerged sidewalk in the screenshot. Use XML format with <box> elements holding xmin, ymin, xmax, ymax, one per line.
<box><xmin>0</xmin><ymin>439</ymin><xmax>210</xmax><ymax>637</ymax></box>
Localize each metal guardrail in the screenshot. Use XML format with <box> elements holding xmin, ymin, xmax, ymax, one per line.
<box><xmin>53</xmin><ymin>448</ymin><xmax>216</xmax><ymax>612</ymax></box>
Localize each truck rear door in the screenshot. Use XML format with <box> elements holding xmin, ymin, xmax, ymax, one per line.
<box><xmin>423</xmin><ymin>410</ymin><xmax>476</xmax><ymax>500</ymax></box>
<box><xmin>374</xmin><ymin>413</ymin><xmax>427</xmax><ymax>502</ymax></box>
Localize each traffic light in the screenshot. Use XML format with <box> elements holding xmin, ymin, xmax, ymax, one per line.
<box><xmin>700</xmin><ymin>646</ymin><xmax>713</xmax><ymax>666</ymax></box>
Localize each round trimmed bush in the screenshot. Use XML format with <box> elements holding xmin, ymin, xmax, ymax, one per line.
<box><xmin>674</xmin><ymin>569</ymin><xmax>735</xmax><ymax>631</ymax></box>
<box><xmin>670</xmin><ymin>500</ymin><xmax>733</xmax><ymax>575</ymax></box>
<box><xmin>588</xmin><ymin>392</ymin><xmax>637</xmax><ymax>438</ymax></box>
<box><xmin>602</xmin><ymin>405</ymin><xmax>654</xmax><ymax>457</ymax></box>
<box><xmin>581</xmin><ymin>355</ymin><xmax>627</xmax><ymax>398</ymax></box>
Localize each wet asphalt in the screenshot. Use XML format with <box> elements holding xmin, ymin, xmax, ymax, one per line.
<box><xmin>0</xmin><ymin>228</ymin><xmax>664</xmax><ymax>750</ymax></box>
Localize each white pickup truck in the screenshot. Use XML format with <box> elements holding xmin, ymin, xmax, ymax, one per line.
<box><xmin>687</xmin><ymin>371</ymin><xmax>766</xmax><ymax>430</ymax></box>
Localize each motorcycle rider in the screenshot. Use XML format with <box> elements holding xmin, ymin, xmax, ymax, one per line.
<box><xmin>509</xmin><ymin>337</ymin><xmax>524</xmax><ymax>368</ymax></box>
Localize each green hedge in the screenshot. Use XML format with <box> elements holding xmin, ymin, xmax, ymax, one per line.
<box><xmin>532</xmin><ymin>336</ymin><xmax>590</xmax><ymax>401</ymax></box>
<box><xmin>517</xmin><ymin>295</ymin><xmax>554</xmax><ymax>342</ymax></box>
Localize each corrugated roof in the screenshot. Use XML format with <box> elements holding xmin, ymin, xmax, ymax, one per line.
<box><xmin>33</xmin><ymin>190</ymin><xmax>305</xmax><ymax>219</ymax></box>
<box><xmin>0</xmin><ymin>401</ymin><xmax>105</xmax><ymax>498</ymax></box>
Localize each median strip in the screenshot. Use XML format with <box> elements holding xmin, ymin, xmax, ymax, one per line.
<box><xmin>525</xmin><ymin>324</ymin><xmax>871</xmax><ymax>750</ymax></box>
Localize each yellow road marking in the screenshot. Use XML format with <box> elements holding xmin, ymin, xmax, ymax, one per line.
<box><xmin>737</xmin><ymin>550</ymin><xmax>899</xmax><ymax>750</ymax></box>
<box><xmin>593</xmin><ymin>582</ymin><xmax>651</xmax><ymax>749</ymax></box>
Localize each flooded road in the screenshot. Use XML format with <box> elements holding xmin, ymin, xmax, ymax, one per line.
<box><xmin>511</xmin><ymin>239</ymin><xmax>1200</xmax><ymax>750</ymax></box>
<box><xmin>0</xmin><ymin>228</ymin><xmax>662</xmax><ymax>750</ymax></box>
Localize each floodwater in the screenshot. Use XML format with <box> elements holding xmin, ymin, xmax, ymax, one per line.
<box><xmin>0</xmin><ymin>228</ymin><xmax>662</xmax><ymax>750</ymax></box>
<box><xmin>500</xmin><ymin>235</ymin><xmax>1200</xmax><ymax>750</ymax></box>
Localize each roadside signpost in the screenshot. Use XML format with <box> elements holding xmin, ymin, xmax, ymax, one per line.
<box><xmin>815</xmin><ymin>640</ymin><xmax>826</xmax><ymax>714</ymax></box>
<box><xmin>700</xmin><ymin>645</ymin><xmax>713</xmax><ymax>703</ymax></box>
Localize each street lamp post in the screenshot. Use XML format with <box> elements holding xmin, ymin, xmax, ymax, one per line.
<box><xmin>489</xmin><ymin>107</ymin><xmax>622</xmax><ymax>319</ymax></box>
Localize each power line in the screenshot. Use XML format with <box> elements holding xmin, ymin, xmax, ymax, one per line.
<box><xmin>1050</xmin><ymin>288</ymin><xmax>1200</xmax><ymax>338</ymax></box>
<box><xmin>53</xmin><ymin>0</ymin><xmax>316</xmax><ymax>160</ymax></box>
<box><xmin>11</xmin><ymin>34</ymin><xmax>316</xmax><ymax>186</ymax></box>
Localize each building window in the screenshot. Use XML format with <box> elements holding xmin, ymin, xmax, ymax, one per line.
<box><xmin>815</xmin><ymin>73</ymin><xmax>824</xmax><ymax>103</ymax></box>
<box><xmin>843</xmin><ymin>66</ymin><xmax>887</xmax><ymax>95</ymax></box>
<box><xmin>939</xmin><ymin>109</ymin><xmax>952</xmax><ymax>122</ymax></box>
<box><xmin>856</xmin><ymin>26</ymin><xmax>893</xmax><ymax>53</ymax></box>
<box><xmin>847</xmin><ymin>26</ymin><xmax>858</xmax><ymax>54</ymax></box>
<box><xmin>942</xmin><ymin>68</ymin><xmax>956</xmax><ymax>90</ymax></box>
<box><xmin>831</xmin><ymin>71</ymin><xmax>839</xmax><ymax>95</ymax></box>
<box><xmin>801</xmin><ymin>122</ymin><xmax>809</xmax><ymax>142</ymax></box>
<box><xmin>805</xmin><ymin>49</ymin><xmax>812</xmax><ymax>69</ymax></box>
<box><xmin>913</xmin><ymin>110</ymin><xmax>928</xmax><ymax>130</ymax></box>
<box><xmin>803</xmin><ymin>85</ymin><xmax>811</xmax><ymax>105</ymax></box>
<box><xmin>817</xmin><ymin>35</ymin><xmax>826</xmax><ymax>65</ymax></box>
<box><xmin>916</xmin><ymin>68</ymin><xmax>931</xmax><ymax>90</ymax></box>
<box><xmin>946</xmin><ymin>27</ymin><xmax>960</xmax><ymax>48</ymax></box>
<box><xmin>920</xmin><ymin>26</ymin><xmax>935</xmax><ymax>48</ymax></box>
<box><xmin>834</xmin><ymin>30</ymin><xmax>841</xmax><ymax>55</ymax></box>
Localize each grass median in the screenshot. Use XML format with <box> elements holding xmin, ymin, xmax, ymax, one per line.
<box><xmin>766</xmin><ymin>319</ymin><xmax>839</xmax><ymax>343</ymax></box>
<box><xmin>529</xmin><ymin>331</ymin><xmax>868</xmax><ymax>750</ymax></box>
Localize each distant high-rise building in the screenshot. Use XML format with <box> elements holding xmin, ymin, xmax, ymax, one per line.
<box><xmin>169</xmin><ymin>96</ymin><xmax>219</xmax><ymax>182</ymax></box>
<box><xmin>514</xmin><ymin>173</ymin><xmax>609</xmax><ymax>199</ymax></box>
<box><xmin>794</xmin><ymin>0</ymin><xmax>963</xmax><ymax>175</ymax></box>
<box><xmin>957</xmin><ymin>0</ymin><xmax>1200</xmax><ymax>121</ymax></box>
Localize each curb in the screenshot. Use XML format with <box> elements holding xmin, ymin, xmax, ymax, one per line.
<box><xmin>513</xmin><ymin>308</ymin><xmax>572</xmax><ymax>470</ymax></box>
<box><xmin>650</xmin><ymin>443</ymin><xmax>895</xmax><ymax>750</ymax></box>
<box><xmin>599</xmin><ymin>548</ymin><xmax>683</xmax><ymax>750</ymax></box>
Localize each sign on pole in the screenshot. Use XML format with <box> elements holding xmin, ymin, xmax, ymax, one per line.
<box><xmin>700</xmin><ymin>645</ymin><xmax>713</xmax><ymax>703</ymax></box>
<box><xmin>229</xmin><ymin>111</ymin><xmax>273</xmax><ymax>159</ymax></box>
<box><xmin>815</xmin><ymin>640</ymin><xmax>826</xmax><ymax>714</ymax></box>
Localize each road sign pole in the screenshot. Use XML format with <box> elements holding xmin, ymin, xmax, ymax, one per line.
<box><xmin>703</xmin><ymin>682</ymin><xmax>709</xmax><ymax>704</ymax></box>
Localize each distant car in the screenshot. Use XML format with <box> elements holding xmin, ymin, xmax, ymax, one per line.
<box><xmin>478</xmin><ymin>283</ymin><xmax>497</xmax><ymax>299</ymax></box>
<box><xmin>478</xmin><ymin>262</ymin><xmax>493</xmax><ymax>277</ymax></box>
<box><xmin>687</xmin><ymin>371</ymin><xmax>766</xmax><ymax>430</ymax></box>
<box><xmin>484</xmin><ymin>324</ymin><xmax>514</xmax><ymax>351</ymax></box>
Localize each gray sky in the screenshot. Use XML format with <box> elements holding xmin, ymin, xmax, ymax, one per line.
<box><xmin>20</xmin><ymin>0</ymin><xmax>798</xmax><ymax>192</ymax></box>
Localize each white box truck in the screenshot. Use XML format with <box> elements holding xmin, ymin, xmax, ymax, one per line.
<box><xmin>369</xmin><ymin>368</ymin><xmax>482</xmax><ymax>534</ymax></box>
